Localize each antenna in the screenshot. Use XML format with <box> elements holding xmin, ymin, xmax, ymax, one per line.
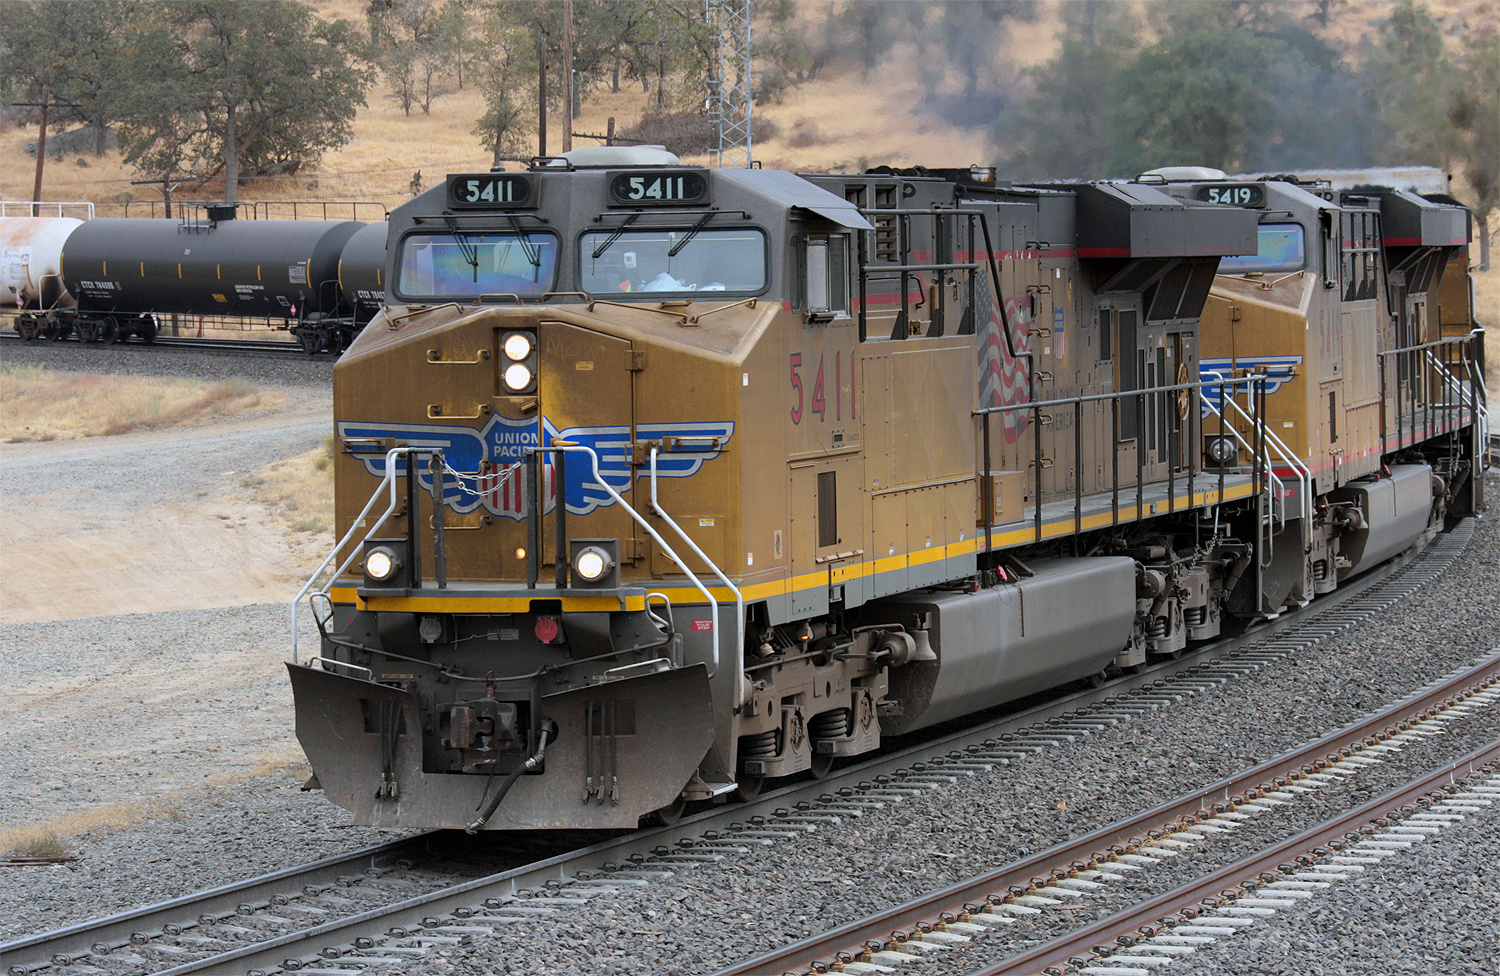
<box><xmin>705</xmin><ymin>0</ymin><xmax>753</xmax><ymax>169</ymax></box>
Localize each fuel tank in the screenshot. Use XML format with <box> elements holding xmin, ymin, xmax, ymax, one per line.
<box><xmin>875</xmin><ymin>556</ymin><xmax>1137</xmax><ymax>735</ymax></box>
<box><xmin>60</xmin><ymin>217</ymin><xmax>365</xmax><ymax>317</ymax></box>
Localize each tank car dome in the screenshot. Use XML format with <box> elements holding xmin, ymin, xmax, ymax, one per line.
<box><xmin>1141</xmin><ymin>166</ymin><xmax>1229</xmax><ymax>181</ymax></box>
<box><xmin>550</xmin><ymin>145</ymin><xmax>682</xmax><ymax>167</ymax></box>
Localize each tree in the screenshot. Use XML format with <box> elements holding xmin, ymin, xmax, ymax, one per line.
<box><xmin>1361</xmin><ymin>2</ymin><xmax>1496</xmax><ymax>269</ymax></box>
<box><xmin>119</xmin><ymin>1</ymin><xmax>374</xmax><ymax>205</ymax></box>
<box><xmin>372</xmin><ymin>0</ymin><xmax>466</xmax><ymax>116</ymax></box>
<box><xmin>469</xmin><ymin>9</ymin><xmax>535</xmax><ymax>166</ymax></box>
<box><xmin>0</xmin><ymin>1</ymin><xmax>166</xmax><ymax>156</ymax></box>
<box><xmin>1090</xmin><ymin>2</ymin><xmax>1372</xmax><ymax>175</ymax></box>
<box><xmin>1360</xmin><ymin>1</ymin><xmax>1459</xmax><ymax>167</ymax></box>
<box><xmin>991</xmin><ymin>1</ymin><xmax>1140</xmax><ymax>179</ymax></box>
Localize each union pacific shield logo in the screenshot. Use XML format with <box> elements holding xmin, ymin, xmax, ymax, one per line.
<box><xmin>1199</xmin><ymin>356</ymin><xmax>1302</xmax><ymax>417</ymax></box>
<box><xmin>337</xmin><ymin>415</ymin><xmax>734</xmax><ymax>519</ymax></box>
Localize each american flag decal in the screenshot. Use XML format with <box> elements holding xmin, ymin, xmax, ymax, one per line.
<box><xmin>975</xmin><ymin>271</ymin><xmax>1033</xmax><ymax>443</ymax></box>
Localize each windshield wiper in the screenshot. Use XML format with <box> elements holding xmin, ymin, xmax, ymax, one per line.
<box><xmin>442</xmin><ymin>216</ymin><xmax>480</xmax><ymax>281</ymax></box>
<box><xmin>505</xmin><ymin>214</ymin><xmax>543</xmax><ymax>281</ymax></box>
<box><xmin>591</xmin><ymin>212</ymin><xmax>640</xmax><ymax>259</ymax></box>
<box><xmin>668</xmin><ymin>210</ymin><xmax>717</xmax><ymax>257</ymax></box>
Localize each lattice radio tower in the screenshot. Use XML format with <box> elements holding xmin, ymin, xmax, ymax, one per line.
<box><xmin>706</xmin><ymin>0</ymin><xmax>753</xmax><ymax>168</ymax></box>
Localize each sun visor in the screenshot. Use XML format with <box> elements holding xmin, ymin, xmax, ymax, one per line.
<box><xmin>714</xmin><ymin>168</ymin><xmax>875</xmax><ymax>230</ymax></box>
<box><xmin>793</xmin><ymin>203</ymin><xmax>875</xmax><ymax>230</ymax></box>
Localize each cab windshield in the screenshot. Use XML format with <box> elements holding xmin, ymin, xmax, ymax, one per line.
<box><xmin>580</xmin><ymin>228</ymin><xmax>766</xmax><ymax>295</ymax></box>
<box><xmin>395</xmin><ymin>232</ymin><xmax>558</xmax><ymax>300</ymax></box>
<box><xmin>1218</xmin><ymin>223</ymin><xmax>1306</xmax><ymax>274</ymax></box>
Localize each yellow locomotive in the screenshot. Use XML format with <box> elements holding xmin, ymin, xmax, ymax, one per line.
<box><xmin>288</xmin><ymin>151</ymin><xmax>1485</xmax><ymax>830</ymax></box>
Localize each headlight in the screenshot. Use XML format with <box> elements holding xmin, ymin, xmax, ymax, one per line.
<box><xmin>502</xmin><ymin>332</ymin><xmax>533</xmax><ymax>361</ymax></box>
<box><xmin>1206</xmin><ymin>435</ymin><xmax>1238</xmax><ymax>465</ymax></box>
<box><xmin>365</xmin><ymin>546</ymin><xmax>399</xmax><ymax>581</ymax></box>
<box><xmin>573</xmin><ymin>545</ymin><xmax>613</xmax><ymax>582</ymax></box>
<box><xmin>502</xmin><ymin>363</ymin><xmax>533</xmax><ymax>391</ymax></box>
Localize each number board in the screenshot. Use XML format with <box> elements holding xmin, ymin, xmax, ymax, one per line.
<box><xmin>447</xmin><ymin>173</ymin><xmax>535</xmax><ymax>209</ymax></box>
<box><xmin>1195</xmin><ymin>184</ymin><xmax>1266</xmax><ymax>208</ymax></box>
<box><xmin>608</xmin><ymin>170</ymin><xmax>709</xmax><ymax>206</ymax></box>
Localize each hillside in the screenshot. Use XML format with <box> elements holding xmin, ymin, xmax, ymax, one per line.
<box><xmin>0</xmin><ymin>0</ymin><xmax>1493</xmax><ymax>338</ymax></box>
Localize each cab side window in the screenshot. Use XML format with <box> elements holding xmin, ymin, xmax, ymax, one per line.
<box><xmin>802</xmin><ymin>234</ymin><xmax>849</xmax><ymax>322</ymax></box>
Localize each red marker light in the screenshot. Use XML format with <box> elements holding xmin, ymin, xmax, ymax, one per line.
<box><xmin>534</xmin><ymin>617</ymin><xmax>561</xmax><ymax>643</ymax></box>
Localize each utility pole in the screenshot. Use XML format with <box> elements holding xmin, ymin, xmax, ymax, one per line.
<box><xmin>13</xmin><ymin>87</ymin><xmax>83</xmax><ymax>215</ymax></box>
<box><xmin>537</xmin><ymin>33</ymin><xmax>547</xmax><ymax>157</ymax></box>
<box><xmin>561</xmin><ymin>0</ymin><xmax>574</xmax><ymax>154</ymax></box>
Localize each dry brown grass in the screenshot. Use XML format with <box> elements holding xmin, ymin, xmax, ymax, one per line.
<box><xmin>250</xmin><ymin>436</ymin><xmax>336</xmax><ymax>536</ymax></box>
<box><xmin>0</xmin><ymin>802</ymin><xmax>160</xmax><ymax>853</ymax></box>
<box><xmin>2</xmin><ymin>826</ymin><xmax>71</xmax><ymax>857</ymax></box>
<box><xmin>0</xmin><ymin>366</ymin><xmax>277</xmax><ymax>442</ymax></box>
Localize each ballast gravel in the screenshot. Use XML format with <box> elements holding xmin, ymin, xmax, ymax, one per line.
<box><xmin>1</xmin><ymin>339</ymin><xmax>1497</xmax><ymax>974</ymax></box>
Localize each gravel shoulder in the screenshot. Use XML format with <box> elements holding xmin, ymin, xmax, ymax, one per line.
<box><xmin>1</xmin><ymin>346</ymin><xmax>402</xmax><ymax>940</ymax></box>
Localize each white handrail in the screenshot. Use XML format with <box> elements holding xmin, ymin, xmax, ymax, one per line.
<box><xmin>1200</xmin><ymin>372</ymin><xmax>1311</xmax><ymax>526</ymax></box>
<box><xmin>289</xmin><ymin>446</ymin><xmax>408</xmax><ymax>663</ymax></box>
<box><xmin>649</xmin><ymin>447</ymin><xmax>745</xmax><ymax>696</ymax></box>
<box><xmin>550</xmin><ymin>444</ymin><xmax>725</xmax><ymax>686</ymax></box>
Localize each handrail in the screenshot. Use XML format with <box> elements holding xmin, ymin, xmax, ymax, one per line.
<box><xmin>548</xmin><ymin>444</ymin><xmax>726</xmax><ymax>687</ymax></box>
<box><xmin>1202</xmin><ymin>369</ymin><xmax>1311</xmax><ymax>527</ymax></box>
<box><xmin>649</xmin><ymin>447</ymin><xmax>745</xmax><ymax>698</ymax></box>
<box><xmin>0</xmin><ymin>200</ymin><xmax>94</xmax><ymax>218</ymax></box>
<box><xmin>289</xmin><ymin>447</ymin><xmax>409</xmax><ymax>662</ymax></box>
<box><xmin>975</xmin><ymin>372</ymin><xmax>1277</xmax><ymax>554</ymax></box>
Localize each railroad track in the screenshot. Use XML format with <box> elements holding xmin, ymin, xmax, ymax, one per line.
<box><xmin>714</xmin><ymin>653</ymin><xmax>1500</xmax><ymax>976</ymax></box>
<box><xmin>0</xmin><ymin>327</ymin><xmax>329</xmax><ymax>361</ymax></box>
<box><xmin>0</xmin><ymin>520</ymin><xmax>1479</xmax><ymax>976</ymax></box>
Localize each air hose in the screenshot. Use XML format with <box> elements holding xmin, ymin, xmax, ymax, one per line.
<box><xmin>465</xmin><ymin>726</ymin><xmax>550</xmax><ymax>834</ymax></box>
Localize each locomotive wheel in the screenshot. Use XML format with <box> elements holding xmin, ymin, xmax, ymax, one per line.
<box><xmin>101</xmin><ymin>317</ymin><xmax>119</xmax><ymax>344</ymax></box>
<box><xmin>731</xmin><ymin>774</ymin><xmax>764</xmax><ymax>802</ymax></box>
<box><xmin>642</xmin><ymin>796</ymin><xmax>687</xmax><ymax>827</ymax></box>
<box><xmin>1081</xmin><ymin>668</ymin><xmax>1110</xmax><ymax>689</ymax></box>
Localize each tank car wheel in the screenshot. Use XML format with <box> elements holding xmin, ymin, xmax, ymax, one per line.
<box><xmin>41</xmin><ymin>321</ymin><xmax>60</xmax><ymax>341</ymax></box>
<box><xmin>731</xmin><ymin>774</ymin><xmax>765</xmax><ymax>802</ymax></box>
<box><xmin>642</xmin><ymin>796</ymin><xmax>687</xmax><ymax>827</ymax></box>
<box><xmin>78</xmin><ymin>322</ymin><xmax>98</xmax><ymax>343</ymax></box>
<box><xmin>100</xmin><ymin>317</ymin><xmax>119</xmax><ymax>344</ymax></box>
<box><xmin>300</xmin><ymin>331</ymin><xmax>322</xmax><ymax>354</ymax></box>
<box><xmin>16</xmin><ymin>319</ymin><xmax>37</xmax><ymax>341</ymax></box>
<box><xmin>139</xmin><ymin>319</ymin><xmax>157</xmax><ymax>343</ymax></box>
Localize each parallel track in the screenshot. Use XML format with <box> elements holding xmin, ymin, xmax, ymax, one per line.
<box><xmin>0</xmin><ymin>327</ymin><xmax>328</xmax><ymax>362</ymax></box>
<box><xmin>2</xmin><ymin>520</ymin><xmax>1475</xmax><ymax>976</ymax></box>
<box><xmin>715</xmin><ymin>651</ymin><xmax>1500</xmax><ymax>975</ymax></box>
